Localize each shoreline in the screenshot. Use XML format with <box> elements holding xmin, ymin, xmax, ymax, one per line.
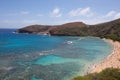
<box><xmin>89</xmin><ymin>38</ymin><xmax>120</xmax><ymax>73</ymax></box>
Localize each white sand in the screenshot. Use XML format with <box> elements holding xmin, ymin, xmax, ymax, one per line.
<box><xmin>89</xmin><ymin>39</ymin><xmax>120</xmax><ymax>73</ymax></box>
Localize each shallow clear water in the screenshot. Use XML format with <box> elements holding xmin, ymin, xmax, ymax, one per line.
<box><xmin>34</xmin><ymin>55</ymin><xmax>78</xmax><ymax>66</ymax></box>
<box><xmin>0</xmin><ymin>29</ymin><xmax>113</xmax><ymax>80</ymax></box>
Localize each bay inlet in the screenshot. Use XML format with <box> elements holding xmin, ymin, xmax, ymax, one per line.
<box><xmin>0</xmin><ymin>29</ymin><xmax>113</xmax><ymax>80</ymax></box>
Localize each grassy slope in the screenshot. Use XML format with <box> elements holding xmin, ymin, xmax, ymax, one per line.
<box><xmin>50</xmin><ymin>18</ymin><xmax>120</xmax><ymax>41</ymax></box>
<box><xmin>17</xmin><ymin>18</ymin><xmax>120</xmax><ymax>41</ymax></box>
<box><xmin>73</xmin><ymin>68</ymin><xmax>120</xmax><ymax>80</ymax></box>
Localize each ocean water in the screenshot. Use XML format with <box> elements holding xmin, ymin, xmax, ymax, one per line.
<box><xmin>0</xmin><ymin>29</ymin><xmax>113</xmax><ymax>80</ymax></box>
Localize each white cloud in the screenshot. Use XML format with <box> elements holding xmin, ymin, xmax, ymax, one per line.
<box><xmin>69</xmin><ymin>7</ymin><xmax>92</xmax><ymax>17</ymax></box>
<box><xmin>2</xmin><ymin>9</ymin><xmax>120</xmax><ymax>28</ymax></box>
<box><xmin>104</xmin><ymin>10</ymin><xmax>120</xmax><ymax>19</ymax></box>
<box><xmin>84</xmin><ymin>11</ymin><xmax>120</xmax><ymax>24</ymax></box>
<box><xmin>53</xmin><ymin>8</ymin><xmax>59</xmax><ymax>14</ymax></box>
<box><xmin>50</xmin><ymin>7</ymin><xmax>62</xmax><ymax>17</ymax></box>
<box><xmin>114</xmin><ymin>13</ymin><xmax>120</xmax><ymax>19</ymax></box>
<box><xmin>105</xmin><ymin>11</ymin><xmax>116</xmax><ymax>17</ymax></box>
<box><xmin>64</xmin><ymin>10</ymin><xmax>120</xmax><ymax>25</ymax></box>
<box><xmin>79</xmin><ymin>7</ymin><xmax>91</xmax><ymax>15</ymax></box>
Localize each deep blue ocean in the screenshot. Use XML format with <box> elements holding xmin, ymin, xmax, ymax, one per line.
<box><xmin>0</xmin><ymin>29</ymin><xmax>113</xmax><ymax>80</ymax></box>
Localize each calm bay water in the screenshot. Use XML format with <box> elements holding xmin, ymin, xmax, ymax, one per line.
<box><xmin>0</xmin><ymin>29</ymin><xmax>113</xmax><ymax>80</ymax></box>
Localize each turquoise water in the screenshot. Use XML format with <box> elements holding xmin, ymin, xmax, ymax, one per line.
<box><xmin>0</xmin><ymin>29</ymin><xmax>113</xmax><ymax>80</ymax></box>
<box><xmin>34</xmin><ymin>55</ymin><xmax>78</xmax><ymax>65</ymax></box>
<box><xmin>31</xmin><ymin>76</ymin><xmax>43</xmax><ymax>80</ymax></box>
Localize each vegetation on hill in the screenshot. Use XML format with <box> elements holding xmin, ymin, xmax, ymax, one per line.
<box><xmin>50</xmin><ymin>18</ymin><xmax>120</xmax><ymax>41</ymax></box>
<box><xmin>16</xmin><ymin>25</ymin><xmax>51</xmax><ymax>34</ymax></box>
<box><xmin>73</xmin><ymin>68</ymin><xmax>120</xmax><ymax>80</ymax></box>
<box><xmin>17</xmin><ymin>18</ymin><xmax>120</xmax><ymax>41</ymax></box>
<box><xmin>17</xmin><ymin>22</ymin><xmax>86</xmax><ymax>34</ymax></box>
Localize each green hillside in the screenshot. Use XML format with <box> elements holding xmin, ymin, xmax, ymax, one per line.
<box><xmin>50</xmin><ymin>18</ymin><xmax>120</xmax><ymax>41</ymax></box>
<box><xmin>17</xmin><ymin>18</ymin><xmax>120</xmax><ymax>41</ymax></box>
<box><xmin>73</xmin><ymin>68</ymin><xmax>120</xmax><ymax>80</ymax></box>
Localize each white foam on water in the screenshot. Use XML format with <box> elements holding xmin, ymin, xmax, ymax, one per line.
<box><xmin>67</xmin><ymin>41</ymin><xmax>73</xmax><ymax>44</ymax></box>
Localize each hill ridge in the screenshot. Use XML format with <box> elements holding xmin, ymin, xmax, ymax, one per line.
<box><xmin>17</xmin><ymin>18</ymin><xmax>120</xmax><ymax>41</ymax></box>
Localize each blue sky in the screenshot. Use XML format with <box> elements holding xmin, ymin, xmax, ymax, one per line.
<box><xmin>0</xmin><ymin>0</ymin><xmax>120</xmax><ymax>28</ymax></box>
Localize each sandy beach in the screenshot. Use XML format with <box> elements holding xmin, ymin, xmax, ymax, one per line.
<box><xmin>89</xmin><ymin>38</ymin><xmax>120</xmax><ymax>73</ymax></box>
